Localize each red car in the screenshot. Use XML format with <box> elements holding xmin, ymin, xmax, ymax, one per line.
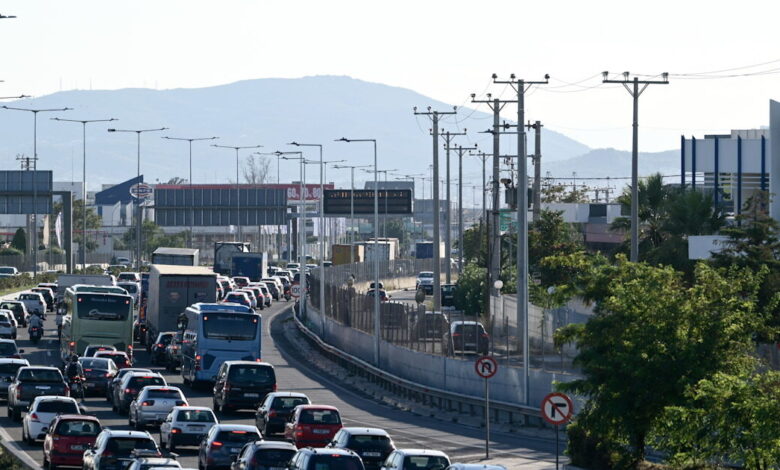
<box><xmin>43</xmin><ymin>414</ymin><xmax>102</xmax><ymax>470</ymax></box>
<box><xmin>284</xmin><ymin>405</ymin><xmax>343</xmax><ymax>448</ymax></box>
<box><xmin>95</xmin><ymin>351</ymin><xmax>132</xmax><ymax>369</ymax></box>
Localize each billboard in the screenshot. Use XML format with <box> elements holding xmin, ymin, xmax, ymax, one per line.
<box><xmin>323</xmin><ymin>189</ymin><xmax>413</xmax><ymax>215</ymax></box>
<box><xmin>153</xmin><ymin>186</ymin><xmax>287</xmax><ymax>227</ymax></box>
<box><xmin>0</xmin><ymin>170</ymin><xmax>53</xmax><ymax>214</ymax></box>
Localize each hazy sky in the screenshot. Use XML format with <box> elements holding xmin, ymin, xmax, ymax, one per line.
<box><xmin>2</xmin><ymin>0</ymin><xmax>780</xmax><ymax>152</ymax></box>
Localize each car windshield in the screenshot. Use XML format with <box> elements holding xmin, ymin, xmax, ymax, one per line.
<box><xmin>299</xmin><ymin>409</ymin><xmax>340</xmax><ymax>425</ymax></box>
<box><xmin>37</xmin><ymin>400</ymin><xmax>79</xmax><ymax>414</ymax></box>
<box><xmin>271</xmin><ymin>396</ymin><xmax>308</xmax><ymax>410</ymax></box>
<box><xmin>177</xmin><ymin>409</ymin><xmax>215</xmax><ymax>422</ymax></box>
<box><xmin>255</xmin><ymin>449</ymin><xmax>295</xmax><ymax>464</ymax></box>
<box><xmin>203</xmin><ymin>313</ymin><xmax>258</xmax><ymax>341</ymax></box>
<box><xmin>404</xmin><ymin>456</ymin><xmax>449</xmax><ymax>468</ymax></box>
<box><xmin>0</xmin><ymin>343</ymin><xmax>16</xmax><ymax>355</ymax></box>
<box><xmin>347</xmin><ymin>435</ymin><xmax>392</xmax><ymax>450</ymax></box>
<box><xmin>0</xmin><ymin>303</ymin><xmax>22</xmax><ymax>314</ymax></box>
<box><xmin>80</xmin><ymin>358</ymin><xmax>111</xmax><ymax>370</ymax></box>
<box><xmin>146</xmin><ymin>389</ymin><xmax>183</xmax><ymax>399</ymax></box>
<box><xmin>106</xmin><ymin>437</ymin><xmax>157</xmax><ymax>456</ymax></box>
<box><xmin>419</xmin><ymin>272</ymin><xmax>433</xmax><ymax>279</ymax></box>
<box><xmin>120</xmin><ymin>284</ymin><xmax>138</xmax><ymax>293</ymax></box>
<box><xmin>19</xmin><ymin>294</ymin><xmax>40</xmax><ymax>300</ymax></box>
<box><xmin>214</xmin><ymin>430</ymin><xmax>260</xmax><ymax>443</ymax></box>
<box><xmin>19</xmin><ymin>369</ymin><xmax>62</xmax><ymax>382</ymax></box>
<box><xmin>0</xmin><ymin>363</ymin><xmax>23</xmax><ymax>374</ymax></box>
<box><xmin>99</xmin><ymin>354</ymin><xmax>130</xmax><ymax>367</ymax></box>
<box><xmin>227</xmin><ymin>366</ymin><xmax>275</xmax><ymax>386</ymax></box>
<box><xmin>76</xmin><ymin>294</ymin><xmax>131</xmax><ymax>321</ymax></box>
<box><xmin>55</xmin><ymin>420</ymin><xmax>100</xmax><ymax>436</ymax></box>
<box><xmin>129</xmin><ymin>376</ymin><xmax>165</xmax><ymax>388</ymax></box>
<box><xmin>310</xmin><ymin>456</ymin><xmax>363</xmax><ymax>470</ymax></box>
<box><xmin>0</xmin><ymin>267</ymin><xmax>15</xmax><ymax>274</ymax></box>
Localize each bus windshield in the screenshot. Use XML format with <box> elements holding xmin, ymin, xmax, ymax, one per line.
<box><xmin>202</xmin><ymin>313</ymin><xmax>258</xmax><ymax>340</ymax></box>
<box><xmin>76</xmin><ymin>294</ymin><xmax>131</xmax><ymax>321</ymax></box>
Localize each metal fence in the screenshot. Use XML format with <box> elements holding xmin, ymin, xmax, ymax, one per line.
<box><xmin>319</xmin><ymin>258</ymin><xmax>444</xmax><ymax>287</ymax></box>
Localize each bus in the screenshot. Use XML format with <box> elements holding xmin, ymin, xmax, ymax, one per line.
<box><xmin>178</xmin><ymin>303</ymin><xmax>261</xmax><ymax>386</ymax></box>
<box><xmin>59</xmin><ymin>285</ymin><xmax>134</xmax><ymax>363</ymax></box>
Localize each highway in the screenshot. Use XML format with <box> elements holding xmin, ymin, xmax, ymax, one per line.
<box><xmin>0</xmin><ymin>301</ymin><xmax>559</xmax><ymax>468</ymax></box>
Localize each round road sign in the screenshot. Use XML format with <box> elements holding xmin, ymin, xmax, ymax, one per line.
<box><xmin>290</xmin><ymin>282</ymin><xmax>302</xmax><ymax>298</ymax></box>
<box><xmin>130</xmin><ymin>183</ymin><xmax>154</xmax><ymax>199</ymax></box>
<box><xmin>541</xmin><ymin>392</ymin><xmax>574</xmax><ymax>426</ymax></box>
<box><xmin>474</xmin><ymin>356</ymin><xmax>498</xmax><ymax>379</ymax></box>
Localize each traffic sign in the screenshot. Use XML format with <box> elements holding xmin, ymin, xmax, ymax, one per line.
<box><xmin>130</xmin><ymin>183</ymin><xmax>153</xmax><ymax>199</ymax></box>
<box><xmin>541</xmin><ymin>392</ymin><xmax>574</xmax><ymax>426</ymax></box>
<box><xmin>475</xmin><ymin>356</ymin><xmax>498</xmax><ymax>379</ymax></box>
<box><xmin>498</xmin><ymin>209</ymin><xmax>517</xmax><ymax>232</ymax></box>
<box><xmin>290</xmin><ymin>282</ymin><xmax>302</xmax><ymax>298</ymax></box>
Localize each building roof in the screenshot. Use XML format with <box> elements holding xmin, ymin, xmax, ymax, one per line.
<box><xmin>95</xmin><ymin>176</ymin><xmax>143</xmax><ymax>206</ymax></box>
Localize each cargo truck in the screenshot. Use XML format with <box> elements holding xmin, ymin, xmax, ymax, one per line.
<box><xmin>331</xmin><ymin>244</ymin><xmax>364</xmax><ymax>265</ymax></box>
<box><xmin>230</xmin><ymin>252</ymin><xmax>269</xmax><ymax>281</ymax></box>
<box><xmin>152</xmin><ymin>247</ymin><xmax>200</xmax><ymax>266</ymax></box>
<box><xmin>363</xmin><ymin>241</ymin><xmax>395</xmax><ymax>262</ymax></box>
<box><xmin>213</xmin><ymin>242</ymin><xmax>250</xmax><ymax>275</ymax></box>
<box><xmin>145</xmin><ymin>265</ymin><xmax>217</xmax><ymax>345</ymax></box>
<box><xmin>56</xmin><ymin>274</ymin><xmax>114</xmax><ymax>303</ymax></box>
<box><xmin>415</xmin><ymin>241</ymin><xmax>445</xmax><ymax>259</ymax></box>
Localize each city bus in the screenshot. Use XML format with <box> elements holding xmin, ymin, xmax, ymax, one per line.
<box><xmin>59</xmin><ymin>285</ymin><xmax>134</xmax><ymax>363</ymax></box>
<box><xmin>178</xmin><ymin>303</ymin><xmax>261</xmax><ymax>386</ymax></box>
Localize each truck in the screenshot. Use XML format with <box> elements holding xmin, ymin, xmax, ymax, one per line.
<box><xmin>56</xmin><ymin>274</ymin><xmax>114</xmax><ymax>303</ymax></box>
<box><xmin>213</xmin><ymin>242</ymin><xmax>251</xmax><ymax>275</ymax></box>
<box><xmin>230</xmin><ymin>252</ymin><xmax>269</xmax><ymax>281</ymax></box>
<box><xmin>145</xmin><ymin>265</ymin><xmax>217</xmax><ymax>345</ymax></box>
<box><xmin>331</xmin><ymin>244</ymin><xmax>364</xmax><ymax>265</ymax></box>
<box><xmin>363</xmin><ymin>241</ymin><xmax>395</xmax><ymax>262</ymax></box>
<box><xmin>415</xmin><ymin>241</ymin><xmax>445</xmax><ymax>259</ymax></box>
<box><xmin>152</xmin><ymin>247</ymin><xmax>200</xmax><ymax>266</ymax></box>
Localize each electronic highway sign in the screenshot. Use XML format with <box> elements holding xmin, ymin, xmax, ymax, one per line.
<box><xmin>323</xmin><ymin>189</ymin><xmax>412</xmax><ymax>215</ymax></box>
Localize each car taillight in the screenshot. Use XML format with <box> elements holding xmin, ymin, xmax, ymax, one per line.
<box><xmin>101</xmin><ymin>450</ymin><xmax>114</xmax><ymax>458</ymax></box>
<box><xmin>211</xmin><ymin>441</ymin><xmax>223</xmax><ymax>448</ymax></box>
<box><xmin>29</xmin><ymin>412</ymin><xmax>39</xmax><ymax>422</ymax></box>
<box><xmin>175</xmin><ymin>400</ymin><xmax>187</xmax><ymax>406</ymax></box>
<box><xmin>105</xmin><ymin>373</ymin><xmax>112</xmax><ymax>378</ymax></box>
<box><xmin>15</xmin><ymin>385</ymin><xmax>21</xmax><ymax>399</ymax></box>
<box><xmin>268</xmin><ymin>410</ymin><xmax>277</xmax><ymax>417</ymax></box>
<box><xmin>10</xmin><ymin>354</ymin><xmax>20</xmax><ymax>359</ymax></box>
<box><xmin>481</xmin><ymin>333</ymin><xmax>489</xmax><ymax>338</ymax></box>
<box><xmin>273</xmin><ymin>383</ymin><xmax>277</xmax><ymax>391</ymax></box>
<box><xmin>171</xmin><ymin>427</ymin><xmax>181</xmax><ymax>434</ymax></box>
<box><xmin>295</xmin><ymin>425</ymin><xmax>304</xmax><ymax>437</ymax></box>
<box><xmin>452</xmin><ymin>333</ymin><xmax>461</xmax><ymax>337</ymax></box>
<box><xmin>141</xmin><ymin>400</ymin><xmax>155</xmax><ymax>407</ymax></box>
<box><xmin>156</xmin><ymin>344</ymin><xmax>163</xmax><ymax>348</ymax></box>
<box><xmin>125</xmin><ymin>388</ymin><xmax>136</xmax><ymax>395</ymax></box>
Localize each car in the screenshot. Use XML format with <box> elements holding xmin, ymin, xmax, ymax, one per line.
<box><xmin>129</xmin><ymin>385</ymin><xmax>188</xmax><ymax>428</ymax></box>
<box><xmin>22</xmin><ymin>395</ymin><xmax>82</xmax><ymax>444</ymax></box>
<box><xmin>32</xmin><ymin>287</ymin><xmax>56</xmax><ymax>311</ymax></box>
<box><xmin>79</xmin><ymin>357</ymin><xmax>119</xmax><ymax>396</ymax></box>
<box><xmin>235</xmin><ymin>288</ymin><xmax>260</xmax><ymax>310</ymax></box>
<box><xmin>150</xmin><ymin>332</ymin><xmax>175</xmax><ymax>365</ymax></box>
<box><xmin>366</xmin><ymin>289</ymin><xmax>389</xmax><ymax>302</ymax></box>
<box><xmin>288</xmin><ymin>448</ymin><xmax>364</xmax><ymax>470</ymax></box>
<box><xmin>284</xmin><ymin>405</ymin><xmax>343</xmax><ymax>449</ymax></box>
<box><xmin>82</xmin><ymin>429</ymin><xmax>161</xmax><ymax>470</ymax></box>
<box><xmin>164</xmin><ymin>332</ymin><xmax>184</xmax><ymax>372</ymax></box>
<box><xmin>117</xmin><ymin>272</ymin><xmax>142</xmax><ymax>283</ymax></box>
<box><xmin>379</xmin><ymin>449</ymin><xmax>451</xmax><ymax>470</ymax></box>
<box><xmin>259</xmin><ymin>279</ymin><xmax>281</xmax><ymax>300</ymax></box>
<box><xmin>0</xmin><ymin>338</ymin><xmax>23</xmax><ymax>359</ymax></box>
<box><xmin>285</xmin><ymin>263</ymin><xmax>300</xmax><ymax>271</ymax></box>
<box><xmin>328</xmin><ymin>428</ymin><xmax>395</xmax><ymax>470</ymax></box>
<box><xmin>198</xmin><ymin>424</ymin><xmax>262</xmax><ymax>470</ymax></box>
<box><xmin>213</xmin><ymin>361</ymin><xmax>276</xmax><ymax>413</ymax></box>
<box><xmin>232</xmin><ymin>277</ymin><xmax>250</xmax><ymax>289</ymax></box>
<box><xmin>223</xmin><ymin>292</ymin><xmax>252</xmax><ymax>309</ymax></box>
<box><xmin>230</xmin><ymin>441</ymin><xmax>297</xmax><ymax>470</ymax></box>
<box><xmin>442</xmin><ymin>321</ymin><xmax>490</xmax><ymax>356</ymax></box>
<box><xmin>0</xmin><ymin>310</ymin><xmax>18</xmax><ymax>339</ymax></box>
<box><xmin>254</xmin><ymin>392</ymin><xmax>310</xmax><ymax>436</ymax></box>
<box><xmin>113</xmin><ymin>371</ymin><xmax>167</xmax><ymax>414</ymax></box>
<box><xmin>43</xmin><ymin>414</ymin><xmax>102</xmax><ymax>470</ymax></box>
<box><xmin>0</xmin><ymin>358</ymin><xmax>29</xmax><ymax>400</ymax></box>
<box><xmin>95</xmin><ymin>350</ymin><xmax>133</xmax><ymax>369</ymax></box>
<box><xmin>118</xmin><ymin>282</ymin><xmax>141</xmax><ymax>305</ymax></box>
<box><xmin>106</xmin><ymin>368</ymin><xmax>153</xmax><ymax>403</ymax></box>
<box><xmin>0</xmin><ymin>301</ymin><xmax>28</xmax><ymax>327</ymax></box>
<box><xmin>369</xmin><ymin>282</ymin><xmax>385</xmax><ymax>290</ymax></box>
<box><xmin>415</xmin><ymin>272</ymin><xmax>434</xmax><ymax>294</ymax></box>
<box><xmin>160</xmin><ymin>406</ymin><xmax>218</xmax><ymax>451</ymax></box>
<box><xmin>440</xmin><ymin>284</ymin><xmax>456</xmax><ymax>308</ymax></box>
<box><xmin>256</xmin><ymin>285</ymin><xmax>272</xmax><ymax>307</ymax></box>
<box><xmin>84</xmin><ymin>344</ymin><xmax>118</xmax><ymax>357</ymax></box>
<box><xmin>7</xmin><ymin>366</ymin><xmax>69</xmax><ymax>421</ymax></box>
<box><xmin>17</xmin><ymin>291</ymin><xmax>46</xmax><ymax>315</ymax></box>
<box><xmin>126</xmin><ymin>456</ymin><xmax>182</xmax><ymax>470</ymax></box>
<box><xmin>116</xmin><ymin>257</ymin><xmax>132</xmax><ymax>266</ymax></box>
<box><xmin>0</xmin><ymin>266</ymin><xmax>19</xmax><ymax>275</ymax></box>
<box><xmin>410</xmin><ymin>311</ymin><xmax>450</xmax><ymax>341</ymax></box>
<box><xmin>275</xmin><ymin>270</ymin><xmax>292</xmax><ymax>281</ymax></box>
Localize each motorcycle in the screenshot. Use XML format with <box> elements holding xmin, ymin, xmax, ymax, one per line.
<box><xmin>29</xmin><ymin>326</ymin><xmax>42</xmax><ymax>344</ymax></box>
<box><xmin>68</xmin><ymin>375</ymin><xmax>85</xmax><ymax>400</ymax></box>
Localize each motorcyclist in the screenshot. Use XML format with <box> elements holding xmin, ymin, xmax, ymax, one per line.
<box><xmin>64</xmin><ymin>354</ymin><xmax>84</xmax><ymax>382</ymax></box>
<box><xmin>55</xmin><ymin>304</ymin><xmax>65</xmax><ymax>338</ymax></box>
<box><xmin>28</xmin><ymin>312</ymin><xmax>43</xmax><ymax>335</ymax></box>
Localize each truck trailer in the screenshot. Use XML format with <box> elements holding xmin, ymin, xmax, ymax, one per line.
<box><xmin>230</xmin><ymin>252</ymin><xmax>269</xmax><ymax>281</ymax></box>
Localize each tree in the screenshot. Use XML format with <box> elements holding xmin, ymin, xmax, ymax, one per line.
<box><xmin>555</xmin><ymin>259</ymin><xmax>762</xmax><ymax>465</ymax></box>
<box><xmin>460</xmin><ymin>223</ymin><xmax>487</xmax><ymax>265</ymax></box>
<box><xmin>11</xmin><ymin>228</ymin><xmax>26</xmax><ymax>253</ymax></box>
<box><xmin>52</xmin><ymin>199</ymin><xmax>103</xmax><ymax>252</ymax></box>
<box><xmin>453</xmin><ymin>262</ymin><xmax>487</xmax><ymax>316</ymax></box>
<box><xmin>243</xmin><ymin>154</ymin><xmax>271</xmax><ymax>184</ymax></box>
<box><xmin>380</xmin><ymin>218</ymin><xmax>409</xmax><ymax>252</ymax></box>
<box><xmin>121</xmin><ymin>220</ymin><xmax>188</xmax><ymax>258</ymax></box>
<box><xmin>529</xmin><ymin>209</ymin><xmax>583</xmax><ymax>286</ymax></box>
<box><xmin>610</xmin><ymin>173</ymin><xmax>669</xmax><ymax>253</ymax></box>
<box><xmin>542</xmin><ymin>182</ymin><xmax>589</xmax><ymax>203</ymax></box>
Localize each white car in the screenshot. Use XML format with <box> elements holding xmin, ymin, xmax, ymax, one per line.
<box><xmin>117</xmin><ymin>281</ymin><xmax>141</xmax><ymax>305</ymax></box>
<box><xmin>159</xmin><ymin>406</ymin><xmax>218</xmax><ymax>451</ymax></box>
<box><xmin>22</xmin><ymin>395</ymin><xmax>82</xmax><ymax>443</ymax></box>
<box><xmin>235</xmin><ymin>289</ymin><xmax>258</xmax><ymax>309</ymax></box>
<box><xmin>0</xmin><ymin>310</ymin><xmax>18</xmax><ymax>339</ymax></box>
<box><xmin>129</xmin><ymin>386</ymin><xmax>188</xmax><ymax>428</ymax></box>
<box><xmin>380</xmin><ymin>449</ymin><xmax>451</xmax><ymax>470</ymax></box>
<box><xmin>257</xmin><ymin>284</ymin><xmax>273</xmax><ymax>307</ymax></box>
<box><xmin>16</xmin><ymin>292</ymin><xmax>46</xmax><ymax>316</ymax></box>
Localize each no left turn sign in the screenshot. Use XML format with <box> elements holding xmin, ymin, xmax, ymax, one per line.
<box><xmin>541</xmin><ymin>392</ymin><xmax>574</xmax><ymax>426</ymax></box>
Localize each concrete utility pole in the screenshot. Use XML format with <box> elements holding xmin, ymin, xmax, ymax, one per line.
<box><xmin>414</xmin><ymin>106</ymin><xmax>457</xmax><ymax>311</ymax></box>
<box><xmin>602</xmin><ymin>71</ymin><xmax>669</xmax><ymax>262</ymax></box>
<box><xmin>439</xmin><ymin>130</ymin><xmax>466</xmax><ymax>283</ymax></box>
<box><xmin>453</xmin><ymin>144</ymin><xmax>477</xmax><ymax>274</ymax></box>
<box><xmin>526</xmin><ymin>121</ymin><xmax>543</xmax><ymax>222</ymax></box>
<box><xmin>493</xmin><ymin>73</ymin><xmax>549</xmax><ymax>407</ymax></box>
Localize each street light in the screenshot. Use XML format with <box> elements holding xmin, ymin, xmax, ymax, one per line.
<box><xmin>212</xmin><ymin>144</ymin><xmax>263</xmax><ymax>242</ymax></box>
<box><xmin>334</xmin><ymin>164</ymin><xmax>372</xmax><ymax>262</ymax></box>
<box><xmin>52</xmin><ymin>117</ymin><xmax>117</xmax><ymax>269</ymax></box>
<box><xmin>256</xmin><ymin>151</ymin><xmax>287</xmax><ymax>260</ymax></box>
<box><xmin>162</xmin><ymin>136</ymin><xmax>219</xmax><ymax>249</ymax></box>
<box><xmin>362</xmin><ymin>168</ymin><xmax>397</xmax><ymax>238</ymax></box>
<box><xmin>335</xmin><ymin>137</ymin><xmax>381</xmax><ymax>366</ymax></box>
<box><xmin>107</xmin><ymin>127</ymin><xmax>167</xmax><ymax>269</ymax></box>
<box><xmin>279</xmin><ymin>152</ymin><xmax>308</xmax><ymax>318</ymax></box>
<box><xmin>3</xmin><ymin>105</ymin><xmax>73</xmax><ymax>276</ymax></box>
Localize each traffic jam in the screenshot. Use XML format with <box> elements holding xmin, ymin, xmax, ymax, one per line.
<box><xmin>0</xmin><ymin>247</ymin><xmax>460</xmax><ymax>470</ymax></box>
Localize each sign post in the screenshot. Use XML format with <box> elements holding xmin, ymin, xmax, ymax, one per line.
<box><xmin>475</xmin><ymin>356</ymin><xmax>498</xmax><ymax>458</ymax></box>
<box><xmin>291</xmin><ymin>282</ymin><xmax>302</xmax><ymax>299</ymax></box>
<box><xmin>541</xmin><ymin>392</ymin><xmax>574</xmax><ymax>470</ymax></box>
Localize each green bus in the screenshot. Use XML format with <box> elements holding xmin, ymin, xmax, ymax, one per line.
<box><xmin>60</xmin><ymin>285</ymin><xmax>134</xmax><ymax>363</ymax></box>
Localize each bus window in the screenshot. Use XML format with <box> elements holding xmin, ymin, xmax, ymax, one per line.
<box><xmin>76</xmin><ymin>294</ymin><xmax>131</xmax><ymax>321</ymax></box>
<box><xmin>202</xmin><ymin>313</ymin><xmax>258</xmax><ymax>340</ymax></box>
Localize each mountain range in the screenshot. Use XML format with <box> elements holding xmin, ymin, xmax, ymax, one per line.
<box><xmin>0</xmin><ymin>75</ymin><xmax>679</xmax><ymax>193</ymax></box>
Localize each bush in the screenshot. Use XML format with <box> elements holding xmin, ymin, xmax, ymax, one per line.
<box><xmin>0</xmin><ymin>247</ymin><xmax>23</xmax><ymax>256</ymax></box>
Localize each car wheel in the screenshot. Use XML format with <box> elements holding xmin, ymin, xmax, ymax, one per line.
<box><xmin>12</xmin><ymin>407</ymin><xmax>21</xmax><ymax>422</ymax></box>
<box><xmin>212</xmin><ymin>397</ymin><xmax>221</xmax><ymax>414</ymax></box>
<box><xmin>168</xmin><ymin>437</ymin><xmax>176</xmax><ymax>453</ymax></box>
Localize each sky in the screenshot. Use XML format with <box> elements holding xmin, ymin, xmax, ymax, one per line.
<box><xmin>1</xmin><ymin>0</ymin><xmax>780</xmax><ymax>154</ymax></box>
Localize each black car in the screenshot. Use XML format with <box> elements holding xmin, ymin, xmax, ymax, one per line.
<box><xmin>7</xmin><ymin>366</ymin><xmax>69</xmax><ymax>421</ymax></box>
<box><xmin>440</xmin><ymin>284</ymin><xmax>456</xmax><ymax>308</ymax></box>
<box><xmin>150</xmin><ymin>332</ymin><xmax>174</xmax><ymax>365</ymax></box>
<box><xmin>213</xmin><ymin>361</ymin><xmax>276</xmax><ymax>412</ymax></box>
<box><xmin>0</xmin><ymin>358</ymin><xmax>29</xmax><ymax>399</ymax></box>
<box><xmin>78</xmin><ymin>357</ymin><xmax>119</xmax><ymax>396</ymax></box>
<box><xmin>254</xmin><ymin>392</ymin><xmax>310</xmax><ymax>435</ymax></box>
<box><xmin>328</xmin><ymin>428</ymin><xmax>395</xmax><ymax>470</ymax></box>
<box><xmin>231</xmin><ymin>441</ymin><xmax>297</xmax><ymax>470</ymax></box>
<box><xmin>442</xmin><ymin>321</ymin><xmax>490</xmax><ymax>356</ymax></box>
<box><xmin>32</xmin><ymin>287</ymin><xmax>55</xmax><ymax>311</ymax></box>
<box><xmin>0</xmin><ymin>301</ymin><xmax>27</xmax><ymax>327</ymax></box>
<box><xmin>106</xmin><ymin>367</ymin><xmax>153</xmax><ymax>402</ymax></box>
<box><xmin>288</xmin><ymin>448</ymin><xmax>364</xmax><ymax>470</ymax></box>
<box><xmin>410</xmin><ymin>311</ymin><xmax>450</xmax><ymax>341</ymax></box>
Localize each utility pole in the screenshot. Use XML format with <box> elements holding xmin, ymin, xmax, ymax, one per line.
<box><xmin>526</xmin><ymin>121</ymin><xmax>543</xmax><ymax>222</ymax></box>
<box><xmin>602</xmin><ymin>71</ymin><xmax>669</xmax><ymax>262</ymax></box>
<box><xmin>438</xmin><ymin>130</ymin><xmax>466</xmax><ymax>283</ymax></box>
<box><xmin>493</xmin><ymin>73</ymin><xmax>549</xmax><ymax>407</ymax></box>
<box><xmin>452</xmin><ymin>144</ymin><xmax>477</xmax><ymax>274</ymax></box>
<box><xmin>212</xmin><ymin>144</ymin><xmax>264</xmax><ymax>242</ymax></box>
<box><xmin>414</xmin><ymin>106</ymin><xmax>457</xmax><ymax>311</ymax></box>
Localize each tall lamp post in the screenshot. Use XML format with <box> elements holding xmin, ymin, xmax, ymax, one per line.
<box><xmin>336</xmin><ymin>137</ymin><xmax>381</xmax><ymax>366</ymax></box>
<box><xmin>162</xmin><ymin>136</ymin><xmax>219</xmax><ymax>248</ymax></box>
<box><xmin>52</xmin><ymin>117</ymin><xmax>117</xmax><ymax>268</ymax></box>
<box><xmin>256</xmin><ymin>151</ymin><xmax>286</xmax><ymax>260</ymax></box>
<box><xmin>212</xmin><ymin>144</ymin><xmax>263</xmax><ymax>242</ymax></box>
<box><xmin>107</xmin><ymin>127</ymin><xmax>167</xmax><ymax>269</ymax></box>
<box><xmin>3</xmin><ymin>105</ymin><xmax>72</xmax><ymax>276</ymax></box>
<box><xmin>334</xmin><ymin>164</ymin><xmax>372</xmax><ymax>262</ymax></box>
<box><xmin>278</xmin><ymin>152</ymin><xmax>307</xmax><ymax>318</ymax></box>
<box><xmin>361</xmin><ymin>168</ymin><xmax>397</xmax><ymax>239</ymax></box>
<box><xmin>321</xmin><ymin>159</ymin><xmax>346</xmax><ymax>261</ymax></box>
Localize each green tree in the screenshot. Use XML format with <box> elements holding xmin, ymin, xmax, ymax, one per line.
<box><xmin>460</xmin><ymin>223</ymin><xmax>487</xmax><ymax>265</ymax></box>
<box><xmin>542</xmin><ymin>182</ymin><xmax>589</xmax><ymax>203</ymax></box>
<box><xmin>121</xmin><ymin>220</ymin><xmax>188</xmax><ymax>258</ymax></box>
<box><xmin>529</xmin><ymin>209</ymin><xmax>583</xmax><ymax>286</ymax></box>
<box><xmin>610</xmin><ymin>173</ymin><xmax>669</xmax><ymax>253</ymax></box>
<box><xmin>555</xmin><ymin>259</ymin><xmax>762</xmax><ymax>465</ymax></box>
<box><xmin>453</xmin><ymin>262</ymin><xmax>487</xmax><ymax>316</ymax></box>
<box><xmin>11</xmin><ymin>228</ymin><xmax>26</xmax><ymax>253</ymax></box>
<box><xmin>53</xmin><ymin>199</ymin><xmax>103</xmax><ymax>252</ymax></box>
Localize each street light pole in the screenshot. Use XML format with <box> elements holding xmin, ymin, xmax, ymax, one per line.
<box><xmin>280</xmin><ymin>152</ymin><xmax>307</xmax><ymax>316</ymax></box>
<box><xmin>162</xmin><ymin>136</ymin><xmax>218</xmax><ymax>249</ymax></box>
<box><xmin>4</xmin><ymin>105</ymin><xmax>72</xmax><ymax>276</ymax></box>
<box><xmin>212</xmin><ymin>144</ymin><xmax>263</xmax><ymax>242</ymax></box>
<box><xmin>334</xmin><ymin>164</ymin><xmax>372</xmax><ymax>263</ymax></box>
<box><xmin>52</xmin><ymin>117</ymin><xmax>117</xmax><ymax>269</ymax></box>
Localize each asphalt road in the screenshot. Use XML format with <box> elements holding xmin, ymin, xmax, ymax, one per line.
<box><xmin>0</xmin><ymin>301</ymin><xmax>558</xmax><ymax>469</ymax></box>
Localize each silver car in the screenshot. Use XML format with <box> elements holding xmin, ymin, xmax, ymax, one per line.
<box><xmin>129</xmin><ymin>386</ymin><xmax>188</xmax><ymax>429</ymax></box>
<box><xmin>159</xmin><ymin>406</ymin><xmax>218</xmax><ymax>451</ymax></box>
